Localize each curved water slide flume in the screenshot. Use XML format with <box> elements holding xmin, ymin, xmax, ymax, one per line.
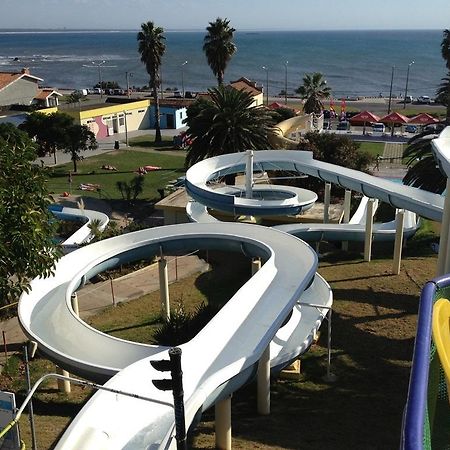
<box><xmin>185</xmin><ymin>150</ymin><xmax>444</xmax><ymax>222</ymax></box>
<box><xmin>19</xmin><ymin>223</ymin><xmax>331</xmax><ymax>449</ymax></box>
<box><xmin>49</xmin><ymin>204</ymin><xmax>109</xmax><ymax>247</ymax></box>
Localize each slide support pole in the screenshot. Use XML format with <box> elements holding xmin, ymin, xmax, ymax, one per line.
<box><xmin>71</xmin><ymin>292</ymin><xmax>79</xmax><ymax>316</ymax></box>
<box><xmin>392</xmin><ymin>209</ymin><xmax>405</xmax><ymax>275</ymax></box>
<box><xmin>245</xmin><ymin>150</ymin><xmax>254</xmax><ymax>199</ymax></box>
<box><xmin>215</xmin><ymin>396</ymin><xmax>232</xmax><ymax>450</ymax></box>
<box><xmin>159</xmin><ymin>254</ymin><xmax>170</xmax><ymax>321</ymax></box>
<box><xmin>251</xmin><ymin>258</ymin><xmax>261</xmax><ymax>276</ymax></box>
<box><xmin>257</xmin><ymin>345</ymin><xmax>271</xmax><ymax>415</ymax></box>
<box><xmin>364</xmin><ymin>199</ymin><xmax>375</xmax><ymax>262</ymax></box>
<box><xmin>342</xmin><ymin>189</ymin><xmax>351</xmax><ymax>251</ymax></box>
<box><xmin>56</xmin><ymin>366</ymin><xmax>71</xmax><ymax>394</ymax></box>
<box><xmin>323</xmin><ymin>182</ymin><xmax>331</xmax><ymax>223</ymax></box>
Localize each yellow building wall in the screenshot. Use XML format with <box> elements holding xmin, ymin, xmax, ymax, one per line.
<box><xmin>62</xmin><ymin>99</ymin><xmax>151</xmax><ymax>138</ymax></box>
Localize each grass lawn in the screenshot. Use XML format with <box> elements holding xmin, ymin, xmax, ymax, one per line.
<box><xmin>357</xmin><ymin>141</ymin><xmax>386</xmax><ymax>157</ymax></box>
<box><xmin>128</xmin><ymin>134</ymin><xmax>175</xmax><ymax>149</ymax></box>
<box><xmin>46</xmin><ymin>149</ymin><xmax>186</xmax><ymax>201</ymax></box>
<box><xmin>0</xmin><ymin>224</ymin><xmax>440</xmax><ymax>449</ymax></box>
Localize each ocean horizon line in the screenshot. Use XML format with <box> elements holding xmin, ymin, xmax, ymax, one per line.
<box><xmin>0</xmin><ymin>27</ymin><xmax>444</xmax><ymax>34</ymax></box>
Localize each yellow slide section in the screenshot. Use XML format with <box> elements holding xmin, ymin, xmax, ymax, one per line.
<box><xmin>269</xmin><ymin>114</ymin><xmax>314</xmax><ymax>149</ymax></box>
<box><xmin>432</xmin><ymin>298</ymin><xmax>450</xmax><ymax>401</ymax></box>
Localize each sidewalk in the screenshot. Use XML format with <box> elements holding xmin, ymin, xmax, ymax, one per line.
<box><xmin>0</xmin><ymin>254</ymin><xmax>209</xmax><ymax>362</ymax></box>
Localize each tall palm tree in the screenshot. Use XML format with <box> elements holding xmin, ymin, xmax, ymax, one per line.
<box><xmin>402</xmin><ymin>29</ymin><xmax>450</xmax><ymax>193</ymax></box>
<box><xmin>185</xmin><ymin>86</ymin><xmax>276</xmax><ymax>168</ymax></box>
<box><xmin>137</xmin><ymin>21</ymin><xmax>166</xmax><ymax>143</ymax></box>
<box><xmin>442</xmin><ymin>29</ymin><xmax>450</xmax><ymax>69</ymax></box>
<box><xmin>203</xmin><ymin>18</ymin><xmax>236</xmax><ymax>86</ymax></box>
<box><xmin>296</xmin><ymin>72</ymin><xmax>331</xmax><ymax>114</ymax></box>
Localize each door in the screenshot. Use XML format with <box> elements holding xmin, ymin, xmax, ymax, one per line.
<box><xmin>166</xmin><ymin>114</ymin><xmax>174</xmax><ymax>129</ymax></box>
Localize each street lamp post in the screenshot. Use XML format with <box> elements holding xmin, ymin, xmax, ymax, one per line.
<box><xmin>262</xmin><ymin>66</ymin><xmax>269</xmax><ymax>105</ymax></box>
<box><xmin>284</xmin><ymin>61</ymin><xmax>288</xmax><ymax>105</ymax></box>
<box><xmin>388</xmin><ymin>66</ymin><xmax>395</xmax><ymax>114</ymax></box>
<box><xmin>181</xmin><ymin>61</ymin><xmax>188</xmax><ymax>98</ymax></box>
<box><xmin>83</xmin><ymin>60</ymin><xmax>116</xmax><ymax>99</ymax></box>
<box><xmin>403</xmin><ymin>61</ymin><xmax>414</xmax><ymax>109</ymax></box>
<box><xmin>126</xmin><ymin>71</ymin><xmax>133</xmax><ymax>98</ymax></box>
<box><xmin>93</xmin><ymin>61</ymin><xmax>106</xmax><ymax>99</ymax></box>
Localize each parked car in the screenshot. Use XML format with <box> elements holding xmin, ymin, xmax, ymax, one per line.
<box><xmin>404</xmin><ymin>95</ymin><xmax>414</xmax><ymax>103</ymax></box>
<box><xmin>418</xmin><ymin>95</ymin><xmax>431</xmax><ymax>104</ymax></box>
<box><xmin>405</xmin><ymin>125</ymin><xmax>418</xmax><ymax>133</ymax></box>
<box><xmin>372</xmin><ymin>123</ymin><xmax>385</xmax><ymax>133</ymax></box>
<box><xmin>336</xmin><ymin>121</ymin><xmax>349</xmax><ymax>131</ymax></box>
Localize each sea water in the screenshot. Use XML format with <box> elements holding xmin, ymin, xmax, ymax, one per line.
<box><xmin>0</xmin><ymin>29</ymin><xmax>446</xmax><ymax>98</ymax></box>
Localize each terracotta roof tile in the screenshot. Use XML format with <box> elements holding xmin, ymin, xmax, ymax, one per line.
<box><xmin>0</xmin><ymin>73</ymin><xmax>22</xmax><ymax>90</ymax></box>
<box><xmin>229</xmin><ymin>77</ymin><xmax>262</xmax><ymax>96</ymax></box>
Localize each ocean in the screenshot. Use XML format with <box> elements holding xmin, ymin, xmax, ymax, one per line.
<box><xmin>0</xmin><ymin>29</ymin><xmax>446</xmax><ymax>99</ymax></box>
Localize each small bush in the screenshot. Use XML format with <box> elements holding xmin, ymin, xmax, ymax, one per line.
<box><xmin>153</xmin><ymin>301</ymin><xmax>220</xmax><ymax>346</ymax></box>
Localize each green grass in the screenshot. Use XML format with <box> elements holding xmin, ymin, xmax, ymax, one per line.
<box><xmin>129</xmin><ymin>134</ymin><xmax>175</xmax><ymax>149</ymax></box>
<box><xmin>46</xmin><ymin>150</ymin><xmax>186</xmax><ymax>201</ymax></box>
<box><xmin>357</xmin><ymin>141</ymin><xmax>386</xmax><ymax>157</ymax></box>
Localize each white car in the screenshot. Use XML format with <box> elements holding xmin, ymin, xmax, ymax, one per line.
<box><xmin>418</xmin><ymin>96</ymin><xmax>431</xmax><ymax>104</ymax></box>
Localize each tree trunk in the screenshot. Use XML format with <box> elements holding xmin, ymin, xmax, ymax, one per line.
<box><xmin>72</xmin><ymin>152</ymin><xmax>77</xmax><ymax>173</ymax></box>
<box><xmin>53</xmin><ymin>146</ymin><xmax>57</xmax><ymax>165</ymax></box>
<box><xmin>153</xmin><ymin>86</ymin><xmax>162</xmax><ymax>143</ymax></box>
<box><xmin>218</xmin><ymin>72</ymin><xmax>224</xmax><ymax>86</ymax></box>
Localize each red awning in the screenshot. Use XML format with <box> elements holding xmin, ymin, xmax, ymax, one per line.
<box><xmin>408</xmin><ymin>113</ymin><xmax>439</xmax><ymax>125</ymax></box>
<box><xmin>268</xmin><ymin>102</ymin><xmax>286</xmax><ymax>109</ymax></box>
<box><xmin>349</xmin><ymin>111</ymin><xmax>380</xmax><ymax>125</ymax></box>
<box><xmin>379</xmin><ymin>111</ymin><xmax>410</xmax><ymax>124</ymax></box>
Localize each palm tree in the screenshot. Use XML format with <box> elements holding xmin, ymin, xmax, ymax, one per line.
<box><xmin>296</xmin><ymin>72</ymin><xmax>331</xmax><ymax>114</ymax></box>
<box><xmin>402</xmin><ymin>29</ymin><xmax>450</xmax><ymax>193</ymax></box>
<box><xmin>203</xmin><ymin>18</ymin><xmax>236</xmax><ymax>86</ymax></box>
<box><xmin>442</xmin><ymin>29</ymin><xmax>450</xmax><ymax>69</ymax></box>
<box><xmin>137</xmin><ymin>21</ymin><xmax>166</xmax><ymax>143</ymax></box>
<box><xmin>185</xmin><ymin>86</ymin><xmax>276</xmax><ymax>168</ymax></box>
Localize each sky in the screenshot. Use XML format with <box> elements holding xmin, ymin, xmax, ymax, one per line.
<box><xmin>0</xmin><ymin>0</ymin><xmax>449</xmax><ymax>31</ymax></box>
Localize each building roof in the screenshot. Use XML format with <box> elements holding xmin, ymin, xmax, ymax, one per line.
<box><xmin>35</xmin><ymin>89</ymin><xmax>62</xmax><ymax>100</ymax></box>
<box><xmin>158</xmin><ymin>99</ymin><xmax>193</xmax><ymax>108</ymax></box>
<box><xmin>0</xmin><ymin>69</ymin><xmax>43</xmax><ymax>92</ymax></box>
<box><xmin>229</xmin><ymin>77</ymin><xmax>262</xmax><ymax>97</ymax></box>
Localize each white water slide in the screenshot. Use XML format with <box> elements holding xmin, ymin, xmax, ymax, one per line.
<box><xmin>185</xmin><ymin>150</ymin><xmax>443</xmax><ymax>221</ymax></box>
<box><xmin>18</xmin><ymin>150</ymin><xmax>445</xmax><ymax>449</ymax></box>
<box><xmin>19</xmin><ymin>223</ymin><xmax>331</xmax><ymax>449</ymax></box>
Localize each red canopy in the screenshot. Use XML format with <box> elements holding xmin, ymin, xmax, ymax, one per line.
<box><xmin>379</xmin><ymin>111</ymin><xmax>410</xmax><ymax>124</ymax></box>
<box><xmin>349</xmin><ymin>111</ymin><xmax>380</xmax><ymax>125</ymax></box>
<box><xmin>408</xmin><ymin>113</ymin><xmax>439</xmax><ymax>125</ymax></box>
<box><xmin>268</xmin><ymin>102</ymin><xmax>286</xmax><ymax>109</ymax></box>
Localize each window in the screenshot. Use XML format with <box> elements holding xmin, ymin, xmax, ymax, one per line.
<box><xmin>119</xmin><ymin>117</ymin><xmax>125</xmax><ymax>126</ymax></box>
